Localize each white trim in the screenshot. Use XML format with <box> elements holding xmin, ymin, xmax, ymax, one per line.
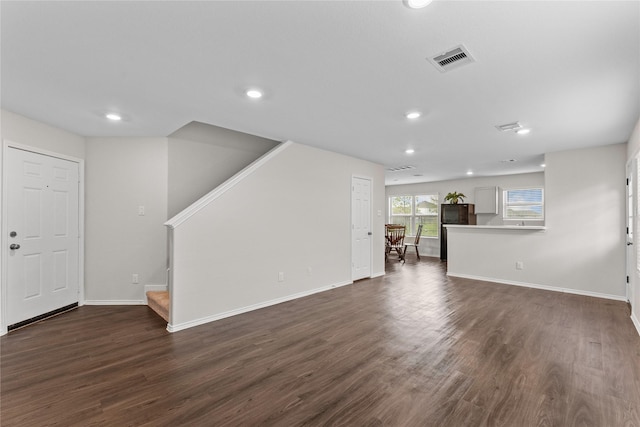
<box><xmin>167</xmin><ymin>230</ymin><xmax>174</xmax><ymax>325</ymax></box>
<box><xmin>83</xmin><ymin>300</ymin><xmax>145</xmax><ymax>305</ymax></box>
<box><xmin>2</xmin><ymin>140</ymin><xmax>83</xmax><ymax>163</ymax></box>
<box><xmin>370</xmin><ymin>271</ymin><xmax>385</xmax><ymax>279</ymax></box>
<box><xmin>78</xmin><ymin>160</ymin><xmax>85</xmax><ymax>306</ymax></box>
<box><xmin>167</xmin><ymin>280</ymin><xmax>353</xmax><ymax>333</ymax></box>
<box><xmin>165</xmin><ymin>140</ymin><xmax>293</xmax><ymax>229</ymax></box>
<box><xmin>626</xmin><ymin>158</ymin><xmax>635</xmax><ymax>313</ymax></box>
<box><xmin>631</xmin><ymin>312</ymin><xmax>640</xmax><ymax>337</ymax></box>
<box><xmin>1</xmin><ymin>140</ymin><xmax>85</xmax><ymax>336</ymax></box>
<box><xmin>447</xmin><ymin>272</ymin><xmax>627</xmax><ymax>302</ymax></box>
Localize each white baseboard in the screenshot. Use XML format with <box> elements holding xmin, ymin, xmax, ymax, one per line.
<box><xmin>446</xmin><ymin>272</ymin><xmax>627</xmax><ymax>302</ymax></box>
<box><xmin>631</xmin><ymin>312</ymin><xmax>640</xmax><ymax>337</ymax></box>
<box><xmin>167</xmin><ymin>280</ymin><xmax>353</xmax><ymax>333</ymax></box>
<box><xmin>370</xmin><ymin>271</ymin><xmax>385</xmax><ymax>279</ymax></box>
<box><xmin>83</xmin><ymin>300</ymin><xmax>145</xmax><ymax>305</ymax></box>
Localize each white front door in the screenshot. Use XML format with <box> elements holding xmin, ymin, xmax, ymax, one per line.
<box><xmin>352</xmin><ymin>176</ymin><xmax>371</xmax><ymax>280</ymax></box>
<box><xmin>6</xmin><ymin>147</ymin><xmax>80</xmax><ymax>326</ymax></box>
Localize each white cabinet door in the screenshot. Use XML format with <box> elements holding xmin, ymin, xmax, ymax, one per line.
<box><xmin>475</xmin><ymin>186</ymin><xmax>498</xmax><ymax>214</ymax></box>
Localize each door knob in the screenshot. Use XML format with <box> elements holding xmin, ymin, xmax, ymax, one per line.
<box><xmin>628</xmin><ymin>242</ymin><xmax>634</xmax><ymax>246</ymax></box>
<box><xmin>10</xmin><ymin>244</ymin><xmax>20</xmax><ymax>250</ymax></box>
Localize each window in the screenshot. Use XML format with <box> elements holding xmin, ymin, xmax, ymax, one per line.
<box><xmin>389</xmin><ymin>194</ymin><xmax>439</xmax><ymax>237</ymax></box>
<box><xmin>503</xmin><ymin>188</ymin><xmax>544</xmax><ymax>220</ymax></box>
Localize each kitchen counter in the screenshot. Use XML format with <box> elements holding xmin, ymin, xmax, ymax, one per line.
<box><xmin>444</xmin><ymin>224</ymin><xmax>546</xmax><ymax>231</ymax></box>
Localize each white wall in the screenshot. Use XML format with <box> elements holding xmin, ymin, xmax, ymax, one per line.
<box><xmin>628</xmin><ymin>118</ymin><xmax>640</xmax><ymax>159</ymax></box>
<box><xmin>1</xmin><ymin>109</ymin><xmax>85</xmax><ymax>158</ymax></box>
<box><xmin>168</xmin><ymin>122</ymin><xmax>278</xmax><ymax>218</ymax></box>
<box><xmin>386</xmin><ymin>172</ymin><xmax>544</xmax><ymax>257</ymax></box>
<box><xmin>447</xmin><ymin>143</ymin><xmax>627</xmax><ymax>300</ymax></box>
<box><xmin>84</xmin><ymin>137</ymin><xmax>168</xmax><ymax>303</ymax></box>
<box><xmin>169</xmin><ymin>142</ymin><xmax>385</xmax><ymax>330</ymax></box>
<box><xmin>3</xmin><ymin>110</ymin><xmax>381</xmax><ymax>317</ymax></box>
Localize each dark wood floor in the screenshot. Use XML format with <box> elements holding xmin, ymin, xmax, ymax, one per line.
<box><xmin>2</xmin><ymin>258</ymin><xmax>640</xmax><ymax>426</ymax></box>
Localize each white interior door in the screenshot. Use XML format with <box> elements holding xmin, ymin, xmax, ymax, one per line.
<box><xmin>352</xmin><ymin>176</ymin><xmax>371</xmax><ymax>280</ymax></box>
<box><xmin>627</xmin><ymin>163</ymin><xmax>634</xmax><ymax>304</ymax></box>
<box><xmin>6</xmin><ymin>147</ymin><xmax>80</xmax><ymax>326</ymax></box>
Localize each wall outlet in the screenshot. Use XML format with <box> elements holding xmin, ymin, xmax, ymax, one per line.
<box><xmin>516</xmin><ymin>261</ymin><xmax>524</xmax><ymax>270</ymax></box>
<box><xmin>138</xmin><ymin>205</ymin><xmax>145</xmax><ymax>216</ymax></box>
<box><xmin>278</xmin><ymin>272</ymin><xmax>284</xmax><ymax>282</ymax></box>
<box><xmin>307</xmin><ymin>267</ymin><xmax>313</xmax><ymax>276</ymax></box>
<box><xmin>132</xmin><ymin>273</ymin><xmax>139</xmax><ymax>284</ymax></box>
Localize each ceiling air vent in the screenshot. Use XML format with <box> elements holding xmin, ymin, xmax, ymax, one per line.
<box><xmin>428</xmin><ymin>44</ymin><xmax>476</xmax><ymax>73</ymax></box>
<box><xmin>387</xmin><ymin>165</ymin><xmax>415</xmax><ymax>172</ymax></box>
<box><xmin>495</xmin><ymin>122</ymin><xmax>522</xmax><ymax>132</ymax></box>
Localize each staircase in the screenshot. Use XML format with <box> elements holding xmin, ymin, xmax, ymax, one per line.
<box><xmin>146</xmin><ymin>291</ymin><xmax>169</xmax><ymax>322</ymax></box>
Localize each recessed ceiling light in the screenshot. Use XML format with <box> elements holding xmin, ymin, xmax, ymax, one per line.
<box><xmin>106</xmin><ymin>113</ymin><xmax>122</xmax><ymax>121</ymax></box>
<box><xmin>403</xmin><ymin>0</ymin><xmax>433</xmax><ymax>9</ymax></box>
<box><xmin>540</xmin><ymin>163</ymin><xmax>546</xmax><ymax>168</ymax></box>
<box><xmin>405</xmin><ymin>148</ymin><xmax>415</xmax><ymax>154</ymax></box>
<box><xmin>516</xmin><ymin>128</ymin><xmax>531</xmax><ymax>135</ymax></box>
<box><xmin>406</xmin><ymin>111</ymin><xmax>421</xmax><ymax>120</ymax></box>
<box><xmin>466</xmin><ymin>171</ymin><xmax>474</xmax><ymax>175</ymax></box>
<box><xmin>246</xmin><ymin>89</ymin><xmax>263</xmax><ymax>99</ymax></box>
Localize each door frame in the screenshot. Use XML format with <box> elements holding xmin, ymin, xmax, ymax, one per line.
<box><xmin>627</xmin><ymin>159</ymin><xmax>635</xmax><ymax>305</ymax></box>
<box><xmin>1</xmin><ymin>140</ymin><xmax>85</xmax><ymax>335</ymax></box>
<box><xmin>351</xmin><ymin>174</ymin><xmax>373</xmax><ymax>281</ymax></box>
<box><xmin>627</xmin><ymin>157</ymin><xmax>640</xmax><ymax>338</ymax></box>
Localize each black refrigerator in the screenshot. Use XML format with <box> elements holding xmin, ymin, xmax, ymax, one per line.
<box><xmin>440</xmin><ymin>203</ymin><xmax>476</xmax><ymax>261</ymax></box>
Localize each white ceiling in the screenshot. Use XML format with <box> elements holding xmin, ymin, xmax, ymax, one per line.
<box><xmin>2</xmin><ymin>1</ymin><xmax>639</xmax><ymax>185</ymax></box>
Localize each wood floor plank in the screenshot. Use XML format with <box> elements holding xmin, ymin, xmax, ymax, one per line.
<box><xmin>2</xmin><ymin>257</ymin><xmax>639</xmax><ymax>426</ymax></box>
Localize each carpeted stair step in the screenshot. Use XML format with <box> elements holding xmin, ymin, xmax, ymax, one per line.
<box><xmin>146</xmin><ymin>291</ymin><xmax>169</xmax><ymax>322</ymax></box>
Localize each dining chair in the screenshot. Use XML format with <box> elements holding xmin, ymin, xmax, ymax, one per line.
<box><xmin>403</xmin><ymin>224</ymin><xmax>423</xmax><ymax>261</ymax></box>
<box><xmin>385</xmin><ymin>224</ymin><xmax>406</xmax><ymax>262</ymax></box>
